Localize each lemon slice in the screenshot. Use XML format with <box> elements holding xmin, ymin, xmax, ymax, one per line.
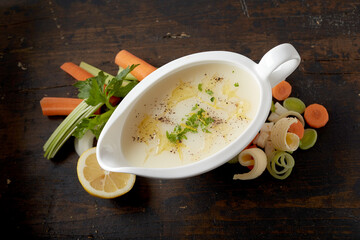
<box><xmin>77</xmin><ymin>147</ymin><xmax>136</xmax><ymax>199</ymax></box>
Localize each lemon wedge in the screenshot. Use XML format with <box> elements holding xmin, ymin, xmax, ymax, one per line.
<box><xmin>77</xmin><ymin>147</ymin><xmax>136</xmax><ymax>199</ymax></box>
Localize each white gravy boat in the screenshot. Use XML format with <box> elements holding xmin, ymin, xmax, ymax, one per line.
<box><xmin>96</xmin><ymin>43</ymin><xmax>300</xmax><ymax>179</ymax></box>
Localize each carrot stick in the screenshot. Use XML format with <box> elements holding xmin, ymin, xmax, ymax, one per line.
<box><xmin>304</xmin><ymin>103</ymin><xmax>329</xmax><ymax>128</ymax></box>
<box><xmin>115</xmin><ymin>50</ymin><xmax>157</xmax><ymax>81</ymax></box>
<box><xmin>40</xmin><ymin>97</ymin><xmax>83</xmax><ymax>116</ymax></box>
<box><xmin>272</xmin><ymin>80</ymin><xmax>292</xmax><ymax>101</ymax></box>
<box><xmin>288</xmin><ymin>119</ymin><xmax>305</xmax><ymax>139</ymax></box>
<box><xmin>60</xmin><ymin>62</ymin><xmax>94</xmax><ymax>81</ymax></box>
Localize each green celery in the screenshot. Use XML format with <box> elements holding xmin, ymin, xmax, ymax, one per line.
<box><xmin>43</xmin><ymin>101</ymin><xmax>102</xmax><ymax>159</ymax></box>
<box><xmin>44</xmin><ymin>64</ymin><xmax>138</xmax><ymax>159</ymax></box>
<box><xmin>79</xmin><ymin>61</ymin><xmax>138</xmax><ymax>84</ymax></box>
<box><xmin>79</xmin><ymin>61</ymin><xmax>114</xmax><ymax>84</ymax></box>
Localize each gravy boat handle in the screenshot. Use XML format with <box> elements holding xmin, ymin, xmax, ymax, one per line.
<box><xmin>256</xmin><ymin>43</ymin><xmax>301</xmax><ymax>88</ymax></box>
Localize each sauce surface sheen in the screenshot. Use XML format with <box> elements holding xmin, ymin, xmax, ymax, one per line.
<box><xmin>121</xmin><ymin>63</ymin><xmax>260</xmax><ymax>168</ymax></box>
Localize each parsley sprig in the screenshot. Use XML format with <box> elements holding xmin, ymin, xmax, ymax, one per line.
<box><xmin>73</xmin><ymin>64</ymin><xmax>138</xmax><ymax>139</ymax></box>
<box><xmin>43</xmin><ymin>64</ymin><xmax>138</xmax><ymax>159</ymax></box>
<box><xmin>166</xmin><ymin>104</ymin><xmax>214</xmax><ymax>144</ymax></box>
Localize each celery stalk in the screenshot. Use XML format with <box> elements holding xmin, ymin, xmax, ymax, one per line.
<box><xmin>79</xmin><ymin>62</ymin><xmax>114</xmax><ymax>84</ymax></box>
<box><xmin>44</xmin><ymin>65</ymin><xmax>138</xmax><ymax>159</ymax></box>
<box><xmin>43</xmin><ymin>100</ymin><xmax>102</xmax><ymax>159</ymax></box>
<box><xmin>80</xmin><ymin>62</ymin><xmax>138</xmax><ymax>84</ymax></box>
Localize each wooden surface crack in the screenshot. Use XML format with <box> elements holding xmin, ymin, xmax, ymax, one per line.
<box><xmin>239</xmin><ymin>0</ymin><xmax>250</xmax><ymax>18</ymax></box>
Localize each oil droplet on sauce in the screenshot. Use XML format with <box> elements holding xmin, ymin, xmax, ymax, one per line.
<box><xmin>121</xmin><ymin>63</ymin><xmax>260</xmax><ymax>168</ymax></box>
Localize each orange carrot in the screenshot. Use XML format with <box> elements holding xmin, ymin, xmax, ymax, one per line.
<box><xmin>288</xmin><ymin>119</ymin><xmax>304</xmax><ymax>139</ymax></box>
<box><xmin>272</xmin><ymin>80</ymin><xmax>292</xmax><ymax>101</ymax></box>
<box><xmin>115</xmin><ymin>50</ymin><xmax>157</xmax><ymax>81</ymax></box>
<box><xmin>109</xmin><ymin>96</ymin><xmax>121</xmax><ymax>106</ymax></box>
<box><xmin>40</xmin><ymin>97</ymin><xmax>83</xmax><ymax>116</ymax></box>
<box><xmin>304</xmin><ymin>103</ymin><xmax>329</xmax><ymax>128</ymax></box>
<box><xmin>245</xmin><ymin>144</ymin><xmax>258</xmax><ymax>149</ymax></box>
<box><xmin>60</xmin><ymin>62</ymin><xmax>94</xmax><ymax>81</ymax></box>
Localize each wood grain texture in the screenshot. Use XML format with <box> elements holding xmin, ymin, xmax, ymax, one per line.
<box><xmin>0</xmin><ymin>0</ymin><xmax>359</xmax><ymax>239</ymax></box>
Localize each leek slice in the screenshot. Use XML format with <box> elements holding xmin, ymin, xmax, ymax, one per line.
<box><xmin>270</xmin><ymin>101</ymin><xmax>276</xmax><ymax>112</ymax></box>
<box><xmin>283</xmin><ymin>97</ymin><xmax>306</xmax><ymax>114</ymax></box>
<box><xmin>299</xmin><ymin>128</ymin><xmax>317</xmax><ymax>150</ymax></box>
<box><xmin>267</xmin><ymin>151</ymin><xmax>295</xmax><ymax>180</ymax></box>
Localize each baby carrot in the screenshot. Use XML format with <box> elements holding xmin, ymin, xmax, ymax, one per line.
<box><xmin>40</xmin><ymin>97</ymin><xmax>83</xmax><ymax>116</ymax></box>
<box><xmin>304</xmin><ymin>103</ymin><xmax>329</xmax><ymax>128</ymax></box>
<box><xmin>288</xmin><ymin>119</ymin><xmax>305</xmax><ymax>139</ymax></box>
<box><xmin>60</xmin><ymin>62</ymin><xmax>94</xmax><ymax>81</ymax></box>
<box><xmin>115</xmin><ymin>50</ymin><xmax>157</xmax><ymax>81</ymax></box>
<box><xmin>272</xmin><ymin>80</ymin><xmax>292</xmax><ymax>101</ymax></box>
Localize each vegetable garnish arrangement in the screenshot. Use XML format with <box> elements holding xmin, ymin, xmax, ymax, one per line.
<box><xmin>231</xmin><ymin>80</ymin><xmax>329</xmax><ymax>180</ymax></box>
<box><xmin>41</xmin><ymin>50</ymin><xmax>156</xmax><ymax>160</ymax></box>
<box><xmin>41</xmin><ymin>50</ymin><xmax>156</xmax><ymax>198</ymax></box>
<box><xmin>41</xmin><ymin>50</ymin><xmax>328</xmax><ymax>198</ymax></box>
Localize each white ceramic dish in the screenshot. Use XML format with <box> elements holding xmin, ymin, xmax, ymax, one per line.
<box><xmin>96</xmin><ymin>43</ymin><xmax>300</xmax><ymax>179</ymax></box>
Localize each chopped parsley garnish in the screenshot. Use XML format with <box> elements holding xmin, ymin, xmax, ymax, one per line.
<box><xmin>198</xmin><ymin>83</ymin><xmax>203</xmax><ymax>91</ymax></box>
<box><xmin>210</xmin><ymin>97</ymin><xmax>215</xmax><ymax>102</ymax></box>
<box><xmin>205</xmin><ymin>89</ymin><xmax>213</xmax><ymax>95</ymax></box>
<box><xmin>234</xmin><ymin>82</ymin><xmax>239</xmax><ymax>87</ymax></box>
<box><xmin>192</xmin><ymin>104</ymin><xmax>199</xmax><ymax>111</ymax></box>
<box><xmin>166</xmin><ymin>105</ymin><xmax>214</xmax><ymax>144</ymax></box>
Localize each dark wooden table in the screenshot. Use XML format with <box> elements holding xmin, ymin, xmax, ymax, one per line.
<box><xmin>1</xmin><ymin>0</ymin><xmax>359</xmax><ymax>239</ymax></box>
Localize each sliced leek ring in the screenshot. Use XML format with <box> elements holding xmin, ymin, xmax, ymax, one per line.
<box><xmin>267</xmin><ymin>151</ymin><xmax>295</xmax><ymax>180</ymax></box>
<box><xmin>299</xmin><ymin>128</ymin><xmax>317</xmax><ymax>150</ymax></box>
<box><xmin>283</xmin><ymin>97</ymin><xmax>306</xmax><ymax>114</ymax></box>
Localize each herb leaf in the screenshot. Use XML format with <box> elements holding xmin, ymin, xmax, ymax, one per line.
<box><xmin>73</xmin><ymin>64</ymin><xmax>138</xmax><ymax>139</ymax></box>
<box><xmin>112</xmin><ymin>81</ymin><xmax>138</xmax><ymax>98</ymax></box>
<box><xmin>88</xmin><ymin>77</ymin><xmax>107</xmax><ymax>106</ymax></box>
<box><xmin>107</xmin><ymin>64</ymin><xmax>139</xmax><ymax>97</ymax></box>
<box><xmin>166</xmin><ymin>105</ymin><xmax>213</xmax><ymax>144</ymax></box>
<box><xmin>73</xmin><ymin>109</ymin><xmax>114</xmax><ymax>139</ymax></box>
<box><xmin>73</xmin><ymin>80</ymin><xmax>92</xmax><ymax>100</ymax></box>
<box><xmin>44</xmin><ymin>63</ymin><xmax>138</xmax><ymax>159</ymax></box>
<box><xmin>74</xmin><ymin>71</ymin><xmax>108</xmax><ymax>106</ymax></box>
<box><xmin>205</xmin><ymin>89</ymin><xmax>213</xmax><ymax>95</ymax></box>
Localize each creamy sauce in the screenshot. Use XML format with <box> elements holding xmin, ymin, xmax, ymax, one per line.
<box><xmin>121</xmin><ymin>63</ymin><xmax>260</xmax><ymax>168</ymax></box>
